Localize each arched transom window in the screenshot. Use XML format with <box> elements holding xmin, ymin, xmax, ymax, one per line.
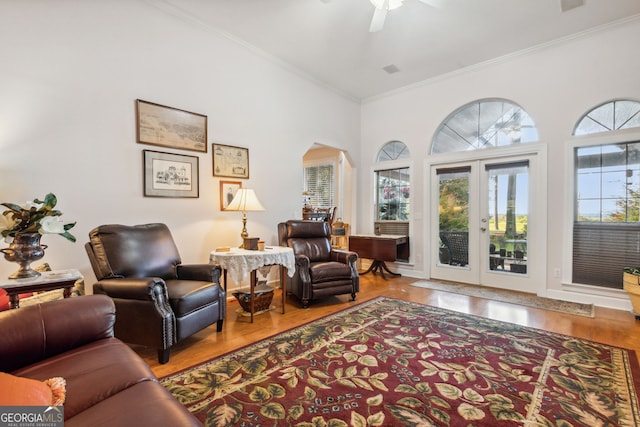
<box><xmin>573</xmin><ymin>99</ymin><xmax>640</xmax><ymax>136</ymax></box>
<box><xmin>377</xmin><ymin>140</ymin><xmax>410</xmax><ymax>162</ymax></box>
<box><xmin>432</xmin><ymin>99</ymin><xmax>539</xmax><ymax>154</ymax></box>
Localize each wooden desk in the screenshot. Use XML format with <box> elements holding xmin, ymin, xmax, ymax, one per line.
<box><xmin>348</xmin><ymin>234</ymin><xmax>409</xmax><ymax>279</ymax></box>
<box><xmin>0</xmin><ymin>269</ymin><xmax>83</xmax><ymax>309</ymax></box>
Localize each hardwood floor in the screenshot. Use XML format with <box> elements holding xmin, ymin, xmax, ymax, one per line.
<box><xmin>134</xmin><ymin>274</ymin><xmax>640</xmax><ymax>378</ymax></box>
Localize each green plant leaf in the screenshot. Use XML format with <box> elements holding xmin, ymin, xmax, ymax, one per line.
<box><xmin>249</xmin><ymin>386</ymin><xmax>271</xmax><ymax>402</ymax></box>
<box><xmin>206</xmin><ymin>402</ymin><xmax>243</xmax><ymax>427</ymax></box>
<box><xmin>289</xmin><ymin>404</ymin><xmax>304</xmax><ymax>420</ymax></box>
<box><xmin>260</xmin><ymin>402</ymin><xmax>285</xmax><ymax>420</ymax></box>
<box><xmin>435</xmin><ymin>383</ymin><xmax>463</xmax><ymax>400</ymax></box>
<box><xmin>457</xmin><ymin>402</ymin><xmax>485</xmax><ymax>420</ymax></box>
<box><xmin>351</xmin><ymin>411</ymin><xmax>367</xmax><ymax>427</ymax></box>
<box><xmin>367</xmin><ymin>411</ymin><xmax>386</xmax><ymax>426</ymax></box>
<box><xmin>366</xmin><ymin>394</ymin><xmax>384</xmax><ymax>406</ymax></box>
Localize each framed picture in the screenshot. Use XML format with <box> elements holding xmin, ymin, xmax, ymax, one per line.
<box><xmin>136</xmin><ymin>99</ymin><xmax>208</xmax><ymax>153</ymax></box>
<box><xmin>212</xmin><ymin>143</ymin><xmax>249</xmax><ymax>179</ymax></box>
<box><xmin>143</xmin><ymin>150</ymin><xmax>199</xmax><ymax>198</ymax></box>
<box><xmin>220</xmin><ymin>181</ymin><xmax>242</xmax><ymax>210</ymax></box>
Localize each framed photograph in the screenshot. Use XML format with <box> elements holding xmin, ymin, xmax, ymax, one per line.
<box><xmin>143</xmin><ymin>150</ymin><xmax>199</xmax><ymax>198</ymax></box>
<box><xmin>136</xmin><ymin>99</ymin><xmax>208</xmax><ymax>153</ymax></box>
<box><xmin>220</xmin><ymin>181</ymin><xmax>242</xmax><ymax>210</ymax></box>
<box><xmin>212</xmin><ymin>143</ymin><xmax>249</xmax><ymax>179</ymax></box>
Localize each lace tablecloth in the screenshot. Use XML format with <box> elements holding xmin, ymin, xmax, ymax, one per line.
<box><xmin>209</xmin><ymin>246</ymin><xmax>295</xmax><ymax>284</ymax></box>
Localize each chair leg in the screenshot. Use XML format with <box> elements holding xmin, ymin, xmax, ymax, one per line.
<box><xmin>216</xmin><ymin>318</ymin><xmax>224</xmax><ymax>332</ymax></box>
<box><xmin>351</xmin><ymin>292</ymin><xmax>357</xmax><ymax>302</ymax></box>
<box><xmin>158</xmin><ymin>348</ymin><xmax>171</xmax><ymax>364</ymax></box>
<box><xmin>301</xmin><ymin>299</ymin><xmax>310</xmax><ymax>309</ymax></box>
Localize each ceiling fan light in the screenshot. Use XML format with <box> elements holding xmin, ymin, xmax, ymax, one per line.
<box><xmin>370</xmin><ymin>0</ymin><xmax>404</xmax><ymax>11</ymax></box>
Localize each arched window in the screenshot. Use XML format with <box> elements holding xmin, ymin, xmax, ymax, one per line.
<box><xmin>571</xmin><ymin>99</ymin><xmax>640</xmax><ymax>289</ymax></box>
<box><xmin>377</xmin><ymin>140</ymin><xmax>410</xmax><ymax>162</ymax></box>
<box><xmin>432</xmin><ymin>99</ymin><xmax>539</xmax><ymax>154</ymax></box>
<box><xmin>573</xmin><ymin>99</ymin><xmax>640</xmax><ymax>135</ymax></box>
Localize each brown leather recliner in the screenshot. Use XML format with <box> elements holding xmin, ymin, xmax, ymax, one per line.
<box><xmin>278</xmin><ymin>220</ymin><xmax>359</xmax><ymax>308</ymax></box>
<box><xmin>85</xmin><ymin>223</ymin><xmax>225</xmax><ymax>364</ymax></box>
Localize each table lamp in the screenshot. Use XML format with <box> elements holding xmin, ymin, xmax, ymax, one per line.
<box><xmin>225</xmin><ymin>188</ymin><xmax>265</xmax><ymax>245</ymax></box>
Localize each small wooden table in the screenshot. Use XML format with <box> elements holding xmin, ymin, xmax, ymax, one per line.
<box><xmin>349</xmin><ymin>234</ymin><xmax>409</xmax><ymax>279</ymax></box>
<box><xmin>0</xmin><ymin>269</ymin><xmax>83</xmax><ymax>309</ymax></box>
<box><xmin>210</xmin><ymin>246</ymin><xmax>295</xmax><ymax>323</ymax></box>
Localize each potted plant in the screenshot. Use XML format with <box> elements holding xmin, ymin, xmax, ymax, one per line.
<box><xmin>623</xmin><ymin>267</ymin><xmax>640</xmax><ymax>319</ymax></box>
<box><xmin>0</xmin><ymin>193</ymin><xmax>75</xmax><ymax>279</ymax></box>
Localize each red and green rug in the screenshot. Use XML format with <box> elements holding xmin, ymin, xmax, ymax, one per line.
<box><xmin>161</xmin><ymin>297</ymin><xmax>640</xmax><ymax>426</ymax></box>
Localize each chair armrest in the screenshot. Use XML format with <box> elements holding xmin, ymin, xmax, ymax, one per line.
<box><xmin>294</xmin><ymin>254</ymin><xmax>311</xmax><ymax>270</ymax></box>
<box><xmin>177</xmin><ymin>264</ymin><xmax>221</xmax><ymax>283</ymax></box>
<box><xmin>0</xmin><ymin>295</ymin><xmax>116</xmax><ymax>372</ymax></box>
<box><xmin>331</xmin><ymin>249</ymin><xmax>358</xmax><ymax>265</ymax></box>
<box><xmin>294</xmin><ymin>254</ymin><xmax>311</xmax><ymax>285</ymax></box>
<box><xmin>93</xmin><ymin>277</ymin><xmax>167</xmax><ymax>301</ymax></box>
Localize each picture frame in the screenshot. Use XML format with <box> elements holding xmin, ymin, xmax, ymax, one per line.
<box><xmin>136</xmin><ymin>99</ymin><xmax>208</xmax><ymax>153</ymax></box>
<box><xmin>143</xmin><ymin>150</ymin><xmax>199</xmax><ymax>198</ymax></box>
<box><xmin>212</xmin><ymin>143</ymin><xmax>249</xmax><ymax>179</ymax></box>
<box><xmin>220</xmin><ymin>181</ymin><xmax>242</xmax><ymax>210</ymax></box>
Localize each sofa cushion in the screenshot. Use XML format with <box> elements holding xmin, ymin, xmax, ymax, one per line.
<box><xmin>167</xmin><ymin>280</ymin><xmax>219</xmax><ymax>317</ymax></box>
<box><xmin>310</xmin><ymin>261</ymin><xmax>353</xmax><ymax>283</ymax></box>
<box><xmin>64</xmin><ymin>380</ymin><xmax>201</xmax><ymax>427</ymax></box>
<box><xmin>12</xmin><ymin>338</ymin><xmax>155</xmax><ymax>420</ymax></box>
<box><xmin>0</xmin><ymin>372</ymin><xmax>57</xmax><ymax>406</ymax></box>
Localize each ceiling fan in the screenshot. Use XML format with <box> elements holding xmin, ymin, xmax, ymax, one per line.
<box><xmin>369</xmin><ymin>0</ymin><xmax>445</xmax><ymax>32</ymax></box>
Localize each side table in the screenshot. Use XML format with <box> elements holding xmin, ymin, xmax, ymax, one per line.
<box><xmin>348</xmin><ymin>234</ymin><xmax>409</xmax><ymax>279</ymax></box>
<box><xmin>210</xmin><ymin>246</ymin><xmax>295</xmax><ymax>323</ymax></box>
<box><xmin>0</xmin><ymin>269</ymin><xmax>83</xmax><ymax>309</ymax></box>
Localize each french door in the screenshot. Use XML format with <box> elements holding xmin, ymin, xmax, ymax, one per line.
<box><xmin>429</xmin><ymin>154</ymin><xmax>543</xmax><ymax>294</ymax></box>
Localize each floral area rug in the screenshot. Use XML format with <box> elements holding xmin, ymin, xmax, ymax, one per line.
<box><xmin>161</xmin><ymin>297</ymin><xmax>639</xmax><ymax>426</ymax></box>
<box><xmin>410</xmin><ymin>280</ymin><xmax>595</xmax><ymax>318</ymax></box>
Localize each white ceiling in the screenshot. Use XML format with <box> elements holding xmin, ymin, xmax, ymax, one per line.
<box><xmin>158</xmin><ymin>0</ymin><xmax>640</xmax><ymax>101</ymax></box>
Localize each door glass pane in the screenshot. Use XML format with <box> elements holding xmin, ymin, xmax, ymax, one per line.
<box><xmin>487</xmin><ymin>164</ymin><xmax>529</xmax><ymax>274</ymax></box>
<box><xmin>438</xmin><ymin>169</ymin><xmax>469</xmax><ymax>267</ymax></box>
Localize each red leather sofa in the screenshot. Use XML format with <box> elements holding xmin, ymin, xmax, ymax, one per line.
<box><xmin>0</xmin><ymin>295</ymin><xmax>201</xmax><ymax>426</ymax></box>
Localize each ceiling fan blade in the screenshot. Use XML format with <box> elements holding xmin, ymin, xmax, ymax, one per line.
<box><xmin>417</xmin><ymin>0</ymin><xmax>445</xmax><ymax>8</ymax></box>
<box><xmin>369</xmin><ymin>4</ymin><xmax>388</xmax><ymax>32</ymax></box>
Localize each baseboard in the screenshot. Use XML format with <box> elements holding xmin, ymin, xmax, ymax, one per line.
<box><xmin>545</xmin><ymin>288</ymin><xmax>631</xmax><ymax>311</ymax></box>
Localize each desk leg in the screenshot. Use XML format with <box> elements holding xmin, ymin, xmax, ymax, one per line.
<box><xmin>8</xmin><ymin>293</ymin><xmax>19</xmax><ymax>309</ymax></box>
<box><xmin>378</xmin><ymin>261</ymin><xmax>401</xmax><ymax>277</ymax></box>
<box><xmin>279</xmin><ymin>265</ymin><xmax>286</xmax><ymax>314</ymax></box>
<box><xmin>359</xmin><ymin>260</ymin><xmax>378</xmax><ymax>276</ymax></box>
<box><xmin>359</xmin><ymin>260</ymin><xmax>401</xmax><ymax>280</ymax></box>
<box><xmin>223</xmin><ymin>269</ymin><xmax>228</xmax><ymax>292</ymax></box>
<box><xmin>250</xmin><ymin>270</ymin><xmax>256</xmax><ymax>323</ymax></box>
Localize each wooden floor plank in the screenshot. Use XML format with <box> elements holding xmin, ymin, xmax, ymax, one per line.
<box><xmin>132</xmin><ymin>274</ymin><xmax>640</xmax><ymax>378</ymax></box>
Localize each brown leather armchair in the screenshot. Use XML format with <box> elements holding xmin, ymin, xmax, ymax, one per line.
<box><xmin>278</xmin><ymin>220</ymin><xmax>359</xmax><ymax>308</ymax></box>
<box><xmin>85</xmin><ymin>223</ymin><xmax>225</xmax><ymax>364</ymax></box>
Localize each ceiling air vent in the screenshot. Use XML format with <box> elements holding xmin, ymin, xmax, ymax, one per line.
<box><xmin>382</xmin><ymin>64</ymin><xmax>400</xmax><ymax>74</ymax></box>
<box><xmin>561</xmin><ymin>0</ymin><xmax>584</xmax><ymax>12</ymax></box>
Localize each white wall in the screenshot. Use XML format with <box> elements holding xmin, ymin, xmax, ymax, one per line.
<box><xmin>0</xmin><ymin>0</ymin><xmax>360</xmax><ymax>287</ymax></box>
<box><xmin>360</xmin><ymin>17</ymin><xmax>640</xmax><ymax>307</ymax></box>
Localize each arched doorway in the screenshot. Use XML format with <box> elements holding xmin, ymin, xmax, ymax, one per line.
<box><xmin>303</xmin><ymin>144</ymin><xmax>355</xmax><ymax>242</ymax></box>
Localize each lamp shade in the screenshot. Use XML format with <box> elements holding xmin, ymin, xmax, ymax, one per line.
<box><xmin>226</xmin><ymin>189</ymin><xmax>265</xmax><ymax>212</ymax></box>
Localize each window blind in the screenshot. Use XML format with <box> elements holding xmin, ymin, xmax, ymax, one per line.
<box><xmin>304</xmin><ymin>164</ymin><xmax>335</xmax><ymax>207</ymax></box>
<box><xmin>573</xmin><ymin>222</ymin><xmax>640</xmax><ymax>289</ymax></box>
